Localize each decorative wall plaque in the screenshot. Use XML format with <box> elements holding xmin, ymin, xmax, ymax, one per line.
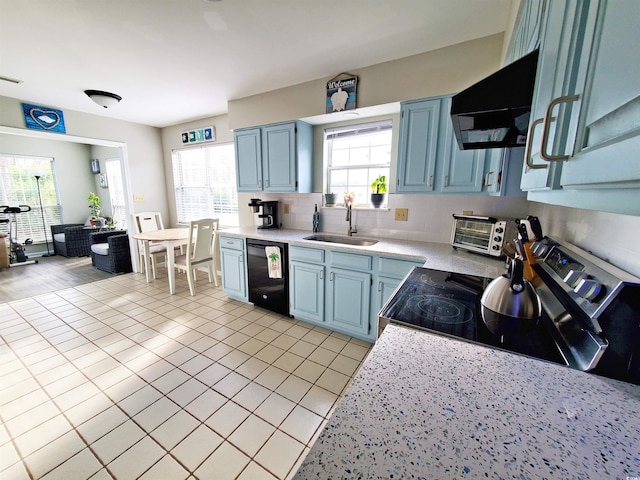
<box><xmin>181</xmin><ymin>126</ymin><xmax>215</xmax><ymax>144</ymax></box>
<box><xmin>326</xmin><ymin>74</ymin><xmax>358</xmax><ymax>113</ymax></box>
<box><xmin>22</xmin><ymin>103</ymin><xmax>66</xmax><ymax>133</ymax></box>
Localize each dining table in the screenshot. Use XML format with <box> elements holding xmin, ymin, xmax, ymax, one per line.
<box><xmin>133</xmin><ymin>227</ymin><xmax>189</xmax><ymax>294</ymax></box>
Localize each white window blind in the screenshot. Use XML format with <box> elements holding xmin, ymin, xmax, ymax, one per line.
<box><xmin>325</xmin><ymin>120</ymin><xmax>392</xmax><ymax>205</ymax></box>
<box><xmin>0</xmin><ymin>154</ymin><xmax>61</xmax><ymax>245</ymax></box>
<box><xmin>172</xmin><ymin>143</ymin><xmax>238</xmax><ymax>227</ymax></box>
<box><xmin>105</xmin><ymin>159</ymin><xmax>127</xmax><ymax>230</ymax></box>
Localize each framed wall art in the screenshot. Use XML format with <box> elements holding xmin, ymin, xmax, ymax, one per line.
<box><xmin>22</xmin><ymin>103</ymin><xmax>67</xmax><ymax>133</ymax></box>
<box><xmin>99</xmin><ymin>174</ymin><xmax>108</xmax><ymax>188</ymax></box>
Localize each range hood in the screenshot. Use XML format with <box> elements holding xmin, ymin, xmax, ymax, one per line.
<box><xmin>451</xmin><ymin>49</ymin><xmax>539</xmax><ymax>150</ymax></box>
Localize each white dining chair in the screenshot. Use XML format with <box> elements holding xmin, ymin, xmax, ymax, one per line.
<box><xmin>132</xmin><ymin>211</ymin><xmax>166</xmax><ymax>279</ymax></box>
<box><xmin>174</xmin><ymin>218</ymin><xmax>219</xmax><ymax>296</ymax></box>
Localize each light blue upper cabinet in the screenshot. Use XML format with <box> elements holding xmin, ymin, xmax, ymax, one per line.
<box><xmin>560</xmin><ymin>0</ymin><xmax>640</xmax><ymax>190</ymax></box>
<box><xmin>519</xmin><ymin>1</ymin><xmax>592</xmax><ymax>191</ymax></box>
<box><xmin>520</xmin><ymin>0</ymin><xmax>640</xmax><ymax>214</ymax></box>
<box><xmin>397</xmin><ymin>95</ymin><xmax>523</xmax><ymax>196</ymax></box>
<box><xmin>505</xmin><ymin>0</ymin><xmax>547</xmax><ymax>63</ymax></box>
<box><xmin>396</xmin><ymin>98</ymin><xmax>441</xmax><ymax>192</ymax></box>
<box><xmin>234</xmin><ymin>121</ymin><xmax>312</xmax><ymax>193</ymax></box>
<box><xmin>487</xmin><ymin>147</ymin><xmax>528</xmax><ymax>197</ymax></box>
<box><xmin>234</xmin><ymin>128</ymin><xmax>262</xmax><ymax>191</ymax></box>
<box><xmin>439</xmin><ymin>98</ymin><xmax>485</xmax><ymax>193</ymax></box>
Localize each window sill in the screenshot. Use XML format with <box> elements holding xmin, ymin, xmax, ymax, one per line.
<box><xmin>321</xmin><ymin>205</ymin><xmax>389</xmax><ymax>211</ymax></box>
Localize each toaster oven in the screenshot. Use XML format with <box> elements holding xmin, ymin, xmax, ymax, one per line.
<box><xmin>450</xmin><ymin>214</ymin><xmax>517</xmax><ymax>257</ymax></box>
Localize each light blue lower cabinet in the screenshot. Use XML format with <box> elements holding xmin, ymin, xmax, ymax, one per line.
<box><xmin>220</xmin><ymin>247</ymin><xmax>247</xmax><ymax>301</ymax></box>
<box><xmin>326</xmin><ymin>268</ymin><xmax>372</xmax><ymax>339</ymax></box>
<box><xmin>374</xmin><ymin>275</ymin><xmax>403</xmax><ymax>314</ymax></box>
<box><xmin>289</xmin><ymin>260</ymin><xmax>325</xmax><ymax>325</ymax></box>
<box><xmin>288</xmin><ymin>248</ymin><xmax>422</xmax><ymax>342</ymax></box>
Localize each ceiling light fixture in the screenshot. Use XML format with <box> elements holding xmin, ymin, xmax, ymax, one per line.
<box><xmin>84</xmin><ymin>90</ymin><xmax>122</xmax><ymax>108</ymax></box>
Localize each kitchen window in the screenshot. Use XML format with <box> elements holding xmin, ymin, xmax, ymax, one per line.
<box><xmin>0</xmin><ymin>154</ymin><xmax>62</xmax><ymax>245</ymax></box>
<box><xmin>172</xmin><ymin>143</ymin><xmax>238</xmax><ymax>227</ymax></box>
<box><xmin>325</xmin><ymin>120</ymin><xmax>392</xmax><ymax>205</ymax></box>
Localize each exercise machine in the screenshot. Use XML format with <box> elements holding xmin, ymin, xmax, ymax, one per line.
<box><xmin>0</xmin><ymin>205</ymin><xmax>38</xmax><ymax>267</ymax></box>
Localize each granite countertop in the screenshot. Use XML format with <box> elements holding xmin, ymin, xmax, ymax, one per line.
<box><xmin>295</xmin><ymin>325</ymin><xmax>640</xmax><ymax>479</ymax></box>
<box><xmin>219</xmin><ymin>227</ymin><xmax>506</xmax><ymax>279</ymax></box>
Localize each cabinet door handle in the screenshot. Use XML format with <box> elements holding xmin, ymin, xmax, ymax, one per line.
<box><xmin>320</xmin><ymin>270</ymin><xmax>324</xmax><ymax>280</ymax></box>
<box><xmin>428</xmin><ymin>175</ymin><xmax>433</xmax><ymax>187</ymax></box>
<box><xmin>524</xmin><ymin>117</ymin><xmax>547</xmax><ymax>170</ymax></box>
<box><xmin>484</xmin><ymin>171</ymin><xmax>494</xmax><ymax>186</ymax></box>
<box><xmin>377</xmin><ymin>281</ymin><xmax>382</xmax><ymax>292</ymax></box>
<box><xmin>265</xmin><ymin>179</ymin><xmax>270</xmax><ymax>188</ymax></box>
<box><xmin>540</xmin><ymin>94</ymin><xmax>581</xmax><ymax>162</ymax></box>
<box><xmin>329</xmin><ymin>272</ymin><xmax>334</xmax><ymax>282</ymax></box>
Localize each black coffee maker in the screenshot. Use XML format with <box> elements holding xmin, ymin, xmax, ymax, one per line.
<box><xmin>248</xmin><ymin>199</ymin><xmax>279</xmax><ymax>229</ymax></box>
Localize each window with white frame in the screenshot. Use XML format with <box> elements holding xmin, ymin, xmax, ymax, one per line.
<box><xmin>325</xmin><ymin>120</ymin><xmax>392</xmax><ymax>206</ymax></box>
<box><xmin>0</xmin><ymin>154</ymin><xmax>62</xmax><ymax>245</ymax></box>
<box><xmin>104</xmin><ymin>158</ymin><xmax>127</xmax><ymax>230</ymax></box>
<box><xmin>171</xmin><ymin>143</ymin><xmax>238</xmax><ymax>227</ymax></box>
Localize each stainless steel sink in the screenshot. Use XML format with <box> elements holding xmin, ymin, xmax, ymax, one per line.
<box><xmin>303</xmin><ymin>234</ymin><xmax>379</xmax><ymax>246</ymax></box>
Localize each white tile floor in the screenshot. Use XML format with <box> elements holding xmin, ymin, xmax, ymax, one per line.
<box><xmin>0</xmin><ymin>271</ymin><xmax>372</xmax><ymax>479</ymax></box>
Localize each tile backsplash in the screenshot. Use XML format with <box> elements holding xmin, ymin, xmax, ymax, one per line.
<box><xmin>528</xmin><ymin>202</ymin><xmax>640</xmax><ymax>278</ymax></box>
<box><xmin>239</xmin><ymin>192</ymin><xmax>530</xmax><ymax>243</ymax></box>
<box><xmin>239</xmin><ymin>192</ymin><xmax>640</xmax><ymax>278</ymax></box>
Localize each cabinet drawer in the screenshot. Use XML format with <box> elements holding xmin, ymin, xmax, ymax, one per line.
<box><xmin>377</xmin><ymin>256</ymin><xmax>423</xmax><ymax>278</ymax></box>
<box><xmin>329</xmin><ymin>251</ymin><xmax>372</xmax><ymax>271</ymax></box>
<box><xmin>219</xmin><ymin>236</ymin><xmax>245</xmax><ymax>251</ymax></box>
<box><xmin>290</xmin><ymin>245</ymin><xmax>325</xmax><ymax>263</ymax></box>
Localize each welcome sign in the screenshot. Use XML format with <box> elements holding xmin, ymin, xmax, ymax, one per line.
<box><xmin>326</xmin><ymin>76</ymin><xmax>357</xmax><ymax>114</ymax></box>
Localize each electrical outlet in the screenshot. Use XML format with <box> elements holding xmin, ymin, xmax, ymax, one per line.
<box><xmin>283</xmin><ymin>203</ymin><xmax>290</xmax><ymax>214</ymax></box>
<box><xmin>133</xmin><ymin>194</ymin><xmax>144</xmax><ymax>202</ymax></box>
<box><xmin>395</xmin><ymin>208</ymin><xmax>408</xmax><ymax>221</ymax></box>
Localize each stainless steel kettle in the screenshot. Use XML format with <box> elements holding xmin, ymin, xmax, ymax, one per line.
<box><xmin>480</xmin><ymin>258</ymin><xmax>541</xmax><ymax>336</ymax></box>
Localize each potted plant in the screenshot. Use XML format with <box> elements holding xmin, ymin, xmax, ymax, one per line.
<box><xmin>324</xmin><ymin>192</ymin><xmax>337</xmax><ymax>206</ymax></box>
<box><xmin>88</xmin><ymin>192</ymin><xmax>102</xmax><ymax>222</ymax></box>
<box><xmin>370</xmin><ymin>175</ymin><xmax>387</xmax><ymax>208</ymax></box>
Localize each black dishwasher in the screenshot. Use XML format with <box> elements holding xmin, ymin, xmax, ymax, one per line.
<box><xmin>246</xmin><ymin>238</ymin><xmax>289</xmax><ymax>316</ymax></box>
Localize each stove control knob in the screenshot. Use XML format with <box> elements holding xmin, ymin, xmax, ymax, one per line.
<box><xmin>494</xmin><ymin>236</ymin><xmax>502</xmax><ymax>242</ymax></box>
<box><xmin>495</xmin><ymin>227</ymin><xmax>504</xmax><ymax>234</ymax></box>
<box><xmin>564</xmin><ymin>270</ymin><xmax>587</xmax><ymax>287</ymax></box>
<box><xmin>574</xmin><ymin>278</ymin><xmax>602</xmax><ymax>301</ymax></box>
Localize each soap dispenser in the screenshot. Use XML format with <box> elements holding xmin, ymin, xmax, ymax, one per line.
<box><xmin>313</xmin><ymin>204</ymin><xmax>320</xmax><ymax>233</ymax></box>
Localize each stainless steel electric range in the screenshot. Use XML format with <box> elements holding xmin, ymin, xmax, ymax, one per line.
<box><xmin>378</xmin><ymin>238</ymin><xmax>640</xmax><ymax>385</ymax></box>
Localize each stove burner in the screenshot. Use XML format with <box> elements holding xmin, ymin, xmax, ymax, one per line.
<box><xmin>408</xmin><ymin>295</ymin><xmax>473</xmax><ymax>325</ymax></box>
<box><xmin>420</xmin><ymin>274</ymin><xmax>448</xmax><ymax>289</ymax></box>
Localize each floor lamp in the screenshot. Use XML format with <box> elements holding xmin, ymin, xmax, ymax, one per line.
<box><xmin>34</xmin><ymin>175</ymin><xmax>51</xmax><ymax>257</ymax></box>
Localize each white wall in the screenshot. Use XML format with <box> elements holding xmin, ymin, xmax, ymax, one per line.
<box><xmin>228</xmin><ymin>34</ymin><xmax>505</xmax><ymax>130</ymax></box>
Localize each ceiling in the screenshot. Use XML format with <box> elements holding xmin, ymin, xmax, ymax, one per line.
<box><xmin>0</xmin><ymin>0</ymin><xmax>514</xmax><ymax>128</ymax></box>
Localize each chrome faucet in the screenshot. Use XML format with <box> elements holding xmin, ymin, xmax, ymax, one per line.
<box><xmin>346</xmin><ymin>203</ymin><xmax>357</xmax><ymax>236</ymax></box>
